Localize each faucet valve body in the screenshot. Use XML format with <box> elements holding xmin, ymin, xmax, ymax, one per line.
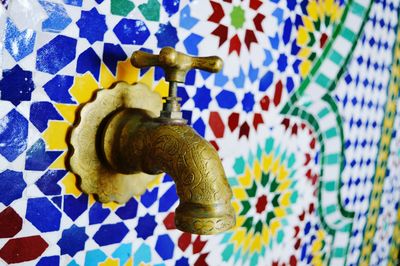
<box><xmin>100</xmin><ymin>108</ymin><xmax>235</xmax><ymax>234</ymax></box>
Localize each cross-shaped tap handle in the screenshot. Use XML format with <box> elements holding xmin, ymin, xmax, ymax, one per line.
<box><xmin>131</xmin><ymin>46</ymin><xmax>223</xmax><ymax>83</ymax></box>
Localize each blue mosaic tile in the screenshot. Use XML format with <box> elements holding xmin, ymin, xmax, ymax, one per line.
<box><xmin>263</xmin><ymin>49</ymin><xmax>273</xmax><ymax>66</ymax></box>
<box><xmin>241</xmin><ymin>92</ymin><xmax>255</xmax><ymax>113</ymax></box>
<box><xmin>63</xmin><ymin>0</ymin><xmax>82</xmax><ymax>6</ymax></box>
<box><xmin>216</xmin><ymin>90</ymin><xmax>237</xmax><ymax>109</ymax></box>
<box><xmin>268</xmin><ymin>33</ymin><xmax>280</xmax><ymax>50</ymax></box>
<box><xmin>67</xmin><ymin>260</ymin><xmax>80</xmax><ymax>266</ymax></box>
<box><xmin>162</xmin><ymin>0</ymin><xmax>180</xmax><ymax>16</ymax></box>
<box><xmin>259</xmin><ymin>71</ymin><xmax>274</xmax><ymax>92</ymax></box>
<box><xmin>182</xmin><ymin>110</ymin><xmax>192</xmax><ymax>124</ymax></box>
<box><xmin>135</xmin><ymin>214</ymin><xmax>157</xmax><ymax>240</ymax></box>
<box><xmin>183</xmin><ymin>33</ymin><xmax>202</xmax><ymax>55</ymax></box>
<box><xmin>84</xmin><ymin>250</ymin><xmax>106</xmax><ymax>266</ymax></box>
<box><xmin>155</xmin><ymin>23</ymin><xmax>178</xmax><ymax>48</ymax></box>
<box><xmin>25</xmin><ymin>139</ymin><xmax>62</xmax><ymax>171</ymax></box>
<box><xmin>115</xmin><ymin>198</ymin><xmax>138</xmax><ymax>220</ymax></box>
<box><xmin>177</xmin><ymin>86</ymin><xmax>189</xmax><ymax>105</ymax></box>
<box><xmin>193</xmin><ymin>85</ymin><xmax>212</xmax><ymax>111</ymax></box>
<box><xmin>185</xmin><ymin>69</ymin><xmax>195</xmax><ymax>85</ymax></box>
<box><xmin>134</xmin><ymin>243</ymin><xmax>151</xmax><ymax>266</ymax></box>
<box><xmin>277</xmin><ymin>54</ymin><xmax>288</xmax><ymax>72</ymax></box>
<box><xmin>35</xmin><ymin>170</ymin><xmax>67</xmax><ymax>196</ymax></box>
<box><xmin>154</xmin><ymin>66</ymin><xmax>164</xmax><ymax>81</ymax></box>
<box><xmin>0</xmin><ymin>109</ymin><xmax>28</xmax><ymax>162</ymax></box>
<box><xmin>30</xmin><ymin>102</ymin><xmax>63</xmax><ymax>132</ymax></box>
<box><xmin>93</xmin><ymin>222</ymin><xmax>129</xmax><ymax>246</ymax></box>
<box><xmin>193</xmin><ymin>118</ymin><xmax>206</xmax><ymax>137</ymax></box>
<box><xmin>103</xmin><ymin>43</ymin><xmax>127</xmax><ymax>76</ymax></box>
<box><xmin>155</xmin><ymin>234</ymin><xmax>174</xmax><ymax>260</ymax></box>
<box><xmin>26</xmin><ymin>197</ymin><xmax>61</xmax><ymax>232</ymax></box>
<box><xmin>179</xmin><ymin>5</ymin><xmax>198</xmax><ymax>30</ymax></box>
<box><xmin>58</xmin><ymin>225</ymin><xmax>88</xmax><ymax>256</ymax></box>
<box><xmin>158</xmin><ymin>184</ymin><xmax>178</xmax><ymax>212</ymax></box>
<box><xmin>43</xmin><ymin>75</ymin><xmax>75</xmax><ymax>104</ymax></box>
<box><xmin>282</xmin><ymin>18</ymin><xmax>292</xmax><ymax>45</ymax></box>
<box><xmin>76</xmin><ymin>7</ymin><xmax>107</xmax><ymax>44</ymax></box>
<box><xmin>36</xmin><ymin>256</ymin><xmax>59</xmax><ymax>266</ymax></box>
<box><xmin>51</xmin><ymin>196</ymin><xmax>62</xmax><ymax>209</ymax></box>
<box><xmin>4</xmin><ymin>19</ymin><xmax>36</xmax><ymax>61</ymax></box>
<box><xmin>89</xmin><ymin>202</ymin><xmax>110</xmax><ymax>225</ymax></box>
<box><xmin>233</xmin><ymin>68</ymin><xmax>245</xmax><ymax>89</ymax></box>
<box><xmin>292</xmin><ymin>59</ymin><xmax>301</xmax><ymax>74</ymax></box>
<box><xmin>140</xmin><ymin>188</ymin><xmax>159</xmax><ymax>208</ymax></box>
<box><xmin>0</xmin><ymin>65</ymin><xmax>35</xmax><ymax>106</ymax></box>
<box><xmin>112</xmin><ymin>243</ymin><xmax>132</xmax><ymax>265</ymax></box>
<box><xmin>175</xmin><ymin>257</ymin><xmax>189</xmax><ymax>266</ymax></box>
<box><xmin>76</xmin><ymin>48</ymin><xmax>101</xmax><ymax>80</ymax></box>
<box><xmin>272</xmin><ymin>7</ymin><xmax>284</xmax><ymax>24</ymax></box>
<box><xmin>36</xmin><ymin>35</ymin><xmax>77</xmax><ymax>74</ymax></box>
<box><xmin>63</xmin><ymin>194</ymin><xmax>88</xmax><ymax>221</ymax></box>
<box><xmin>286</xmin><ymin>77</ymin><xmax>295</xmax><ymax>93</ymax></box>
<box><xmin>248</xmin><ymin>64</ymin><xmax>259</xmax><ymax>83</ymax></box>
<box><xmin>163</xmin><ymin>174</ymin><xmax>173</xmax><ymax>183</ymax></box>
<box><xmin>214</xmin><ymin>71</ymin><xmax>229</xmax><ymax>87</ymax></box>
<box><xmin>113</xmin><ymin>19</ymin><xmax>150</xmax><ymax>45</ymax></box>
<box><xmin>38</xmin><ymin>0</ymin><xmax>72</xmax><ymax>33</ymax></box>
<box><xmin>0</xmin><ymin>170</ymin><xmax>26</xmax><ymax>205</ymax></box>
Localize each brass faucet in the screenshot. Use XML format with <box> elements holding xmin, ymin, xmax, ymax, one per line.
<box><xmin>69</xmin><ymin>47</ymin><xmax>235</xmax><ymax>235</ymax></box>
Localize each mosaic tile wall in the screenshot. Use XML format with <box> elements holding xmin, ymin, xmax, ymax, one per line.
<box><xmin>0</xmin><ymin>0</ymin><xmax>399</xmax><ymax>265</ymax></box>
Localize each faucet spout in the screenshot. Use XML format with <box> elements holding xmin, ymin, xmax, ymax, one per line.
<box><xmin>100</xmin><ymin>108</ymin><xmax>236</xmax><ymax>234</ymax></box>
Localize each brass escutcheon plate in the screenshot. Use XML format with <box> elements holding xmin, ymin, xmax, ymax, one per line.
<box><xmin>69</xmin><ymin>82</ymin><xmax>163</xmax><ymax>203</ymax></box>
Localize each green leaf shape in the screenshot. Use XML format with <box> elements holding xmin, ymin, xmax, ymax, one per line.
<box><xmin>139</xmin><ymin>0</ymin><xmax>160</xmax><ymax>21</ymax></box>
<box><xmin>111</xmin><ymin>0</ymin><xmax>134</xmax><ymax>16</ymax></box>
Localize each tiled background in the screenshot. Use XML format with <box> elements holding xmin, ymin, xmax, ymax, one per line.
<box><xmin>0</xmin><ymin>0</ymin><xmax>399</xmax><ymax>265</ymax></box>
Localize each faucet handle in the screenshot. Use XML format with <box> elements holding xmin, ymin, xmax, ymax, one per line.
<box><xmin>131</xmin><ymin>46</ymin><xmax>223</xmax><ymax>83</ymax></box>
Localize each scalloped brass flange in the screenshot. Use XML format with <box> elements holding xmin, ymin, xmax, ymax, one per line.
<box><xmin>69</xmin><ymin>82</ymin><xmax>163</xmax><ymax>203</ymax></box>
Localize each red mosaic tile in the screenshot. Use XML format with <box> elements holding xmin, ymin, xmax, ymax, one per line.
<box><xmin>195</xmin><ymin>253</ymin><xmax>209</xmax><ymax>266</ymax></box>
<box><xmin>244</xmin><ymin>30</ymin><xmax>257</xmax><ymax>50</ymax></box>
<box><xmin>0</xmin><ymin>207</ymin><xmax>22</xmax><ymax>238</ymax></box>
<box><xmin>260</xmin><ymin>95</ymin><xmax>270</xmax><ymax>111</ymax></box>
<box><xmin>163</xmin><ymin>212</ymin><xmax>176</xmax><ymax>230</ymax></box>
<box><xmin>209</xmin><ymin>2</ymin><xmax>224</xmax><ymax>23</ymax></box>
<box><xmin>320</xmin><ymin>33</ymin><xmax>328</xmax><ymax>48</ymax></box>
<box><xmin>228</xmin><ymin>112</ymin><xmax>239</xmax><ymax>132</ymax></box>
<box><xmin>250</xmin><ymin>0</ymin><xmax>263</xmax><ymax>10</ymax></box>
<box><xmin>209</xmin><ymin>140</ymin><xmax>219</xmax><ymax>151</ymax></box>
<box><xmin>255</xmin><ymin>195</ymin><xmax>268</xmax><ymax>213</ymax></box>
<box><xmin>178</xmin><ymin>232</ymin><xmax>191</xmax><ymax>251</ymax></box>
<box><xmin>193</xmin><ymin>236</ymin><xmax>207</xmax><ymax>254</ymax></box>
<box><xmin>253</xmin><ymin>113</ymin><xmax>264</xmax><ymax>130</ymax></box>
<box><xmin>209</xmin><ymin>112</ymin><xmax>225</xmax><ymax>138</ymax></box>
<box><xmin>239</xmin><ymin>122</ymin><xmax>250</xmax><ymax>139</ymax></box>
<box><xmin>282</xmin><ymin>118</ymin><xmax>290</xmax><ymax>129</ymax></box>
<box><xmin>0</xmin><ymin>236</ymin><xmax>48</xmax><ymax>264</ymax></box>
<box><xmin>229</xmin><ymin>34</ymin><xmax>241</xmax><ymax>55</ymax></box>
<box><xmin>291</xmin><ymin>123</ymin><xmax>298</xmax><ymax>135</ymax></box>
<box><xmin>253</xmin><ymin>13</ymin><xmax>265</xmax><ymax>32</ymax></box>
<box><xmin>273</xmin><ymin>80</ymin><xmax>283</xmax><ymax>106</ymax></box>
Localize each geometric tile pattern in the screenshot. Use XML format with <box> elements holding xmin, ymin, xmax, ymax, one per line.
<box><xmin>359</xmin><ymin>19</ymin><xmax>400</xmax><ymax>265</ymax></box>
<box><xmin>372</xmin><ymin>26</ymin><xmax>400</xmax><ymax>266</ymax></box>
<box><xmin>0</xmin><ymin>0</ymin><xmax>399</xmax><ymax>265</ymax></box>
